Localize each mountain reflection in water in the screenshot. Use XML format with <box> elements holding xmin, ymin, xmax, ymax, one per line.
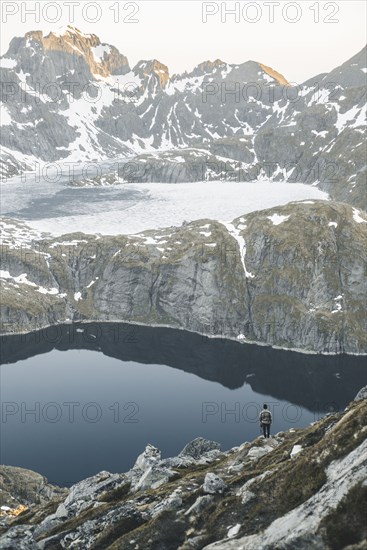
<box><xmin>1</xmin><ymin>322</ymin><xmax>366</xmax><ymax>412</ymax></box>
<box><xmin>1</xmin><ymin>323</ymin><xmax>366</xmax><ymax>485</ymax></box>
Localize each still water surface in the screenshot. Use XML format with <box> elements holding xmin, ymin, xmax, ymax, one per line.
<box><xmin>1</xmin><ymin>323</ymin><xmax>366</xmax><ymax>486</ymax></box>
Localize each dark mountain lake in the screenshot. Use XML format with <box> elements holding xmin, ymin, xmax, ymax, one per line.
<box><xmin>1</xmin><ymin>323</ymin><xmax>366</xmax><ymax>487</ymax></box>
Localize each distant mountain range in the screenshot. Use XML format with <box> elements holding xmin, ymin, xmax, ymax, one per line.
<box><xmin>1</xmin><ymin>26</ymin><xmax>366</xmax><ymax>208</ymax></box>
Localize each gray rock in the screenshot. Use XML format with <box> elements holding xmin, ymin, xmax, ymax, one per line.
<box><xmin>185</xmin><ymin>495</ymin><xmax>214</xmax><ymax>516</ymax></box>
<box><xmin>62</xmin><ymin>470</ymin><xmax>125</xmax><ymax>508</ymax></box>
<box><xmin>152</xmin><ymin>488</ymin><xmax>183</xmax><ymax>517</ymax></box>
<box><xmin>133</xmin><ymin>443</ymin><xmax>161</xmax><ymax>471</ymax></box>
<box><xmin>161</xmin><ymin>456</ymin><xmax>197</xmax><ymax>469</ymax></box>
<box><xmin>0</xmin><ymin>465</ymin><xmax>66</xmax><ymax>508</ymax></box>
<box><xmin>354</xmin><ymin>386</ymin><xmax>367</xmax><ymax>401</ymax></box>
<box><xmin>203</xmin><ymin>473</ymin><xmax>227</xmax><ymax>495</ymax></box>
<box><xmin>133</xmin><ymin>464</ymin><xmax>177</xmax><ymax>492</ymax></box>
<box><xmin>179</xmin><ymin>437</ymin><xmax>221</xmax><ymax>460</ymax></box>
<box><xmin>0</xmin><ymin>526</ymin><xmax>38</xmax><ymax>550</ymax></box>
<box><xmin>247</xmin><ymin>445</ymin><xmax>273</xmax><ymax>461</ymax></box>
<box><xmin>39</xmin><ymin>470</ymin><xmax>128</xmax><ymax>526</ymax></box>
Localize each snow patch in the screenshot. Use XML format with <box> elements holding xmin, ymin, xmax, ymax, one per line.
<box><xmin>36</xmin><ymin>286</ymin><xmax>59</xmax><ymax>295</ymax></box>
<box><xmin>86</xmin><ymin>278</ymin><xmax>99</xmax><ymax>288</ymax></box>
<box><xmin>227</xmin><ymin>524</ymin><xmax>241</xmax><ymax>538</ymax></box>
<box><xmin>335</xmin><ymin>104</ymin><xmax>366</xmax><ymax>131</ymax></box>
<box><xmin>290</xmin><ymin>445</ymin><xmax>303</xmax><ymax>458</ymax></box>
<box><xmin>220</xmin><ymin>221</ymin><xmax>254</xmax><ymax>279</ymax></box>
<box><xmin>267</xmin><ymin>214</ymin><xmax>290</xmax><ymax>225</ymax></box>
<box><xmin>352</xmin><ymin>208</ymin><xmax>366</xmax><ymax>224</ymax></box>
<box><xmin>52</xmin><ymin>25</ymin><xmax>78</xmax><ymax>37</ymax></box>
<box><xmin>91</xmin><ymin>44</ymin><xmax>111</xmax><ymax>63</ymax></box>
<box><xmin>0</xmin><ymin>270</ymin><xmax>59</xmax><ymax>295</ymax></box>
<box><xmin>331</xmin><ymin>295</ymin><xmax>343</xmax><ymax>314</ymax></box>
<box><xmin>0</xmin><ymin>105</ymin><xmax>12</xmax><ymax>126</ymax></box>
<box><xmin>0</xmin><ymin>57</ymin><xmax>17</xmax><ymax>69</ymax></box>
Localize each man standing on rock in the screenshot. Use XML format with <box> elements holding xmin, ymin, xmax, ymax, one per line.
<box><xmin>259</xmin><ymin>404</ymin><xmax>272</xmax><ymax>438</ymax></box>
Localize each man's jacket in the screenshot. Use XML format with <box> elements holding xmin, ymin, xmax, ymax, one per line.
<box><xmin>259</xmin><ymin>409</ymin><xmax>272</xmax><ymax>425</ymax></box>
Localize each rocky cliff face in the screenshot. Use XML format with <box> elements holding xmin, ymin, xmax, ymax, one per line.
<box><xmin>1</xmin><ymin>200</ymin><xmax>366</xmax><ymax>353</ymax></box>
<box><xmin>1</xmin><ymin>29</ymin><xmax>365</xmax><ymax>208</ymax></box>
<box><xmin>133</xmin><ymin>59</ymin><xmax>170</xmax><ymax>89</ymax></box>
<box><xmin>1</xmin><ymin>389</ymin><xmax>366</xmax><ymax>549</ymax></box>
<box><xmin>24</xmin><ymin>26</ymin><xmax>130</xmax><ymax>77</ymax></box>
<box><xmin>259</xmin><ymin>62</ymin><xmax>290</xmax><ymax>85</ymax></box>
<box><xmin>0</xmin><ymin>466</ymin><xmax>66</xmax><ymax>510</ymax></box>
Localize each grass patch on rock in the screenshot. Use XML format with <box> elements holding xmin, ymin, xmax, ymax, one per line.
<box><xmin>320</xmin><ymin>482</ymin><xmax>367</xmax><ymax>549</ymax></box>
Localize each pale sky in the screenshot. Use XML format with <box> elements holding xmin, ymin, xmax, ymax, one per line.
<box><xmin>0</xmin><ymin>1</ymin><xmax>366</xmax><ymax>84</ymax></box>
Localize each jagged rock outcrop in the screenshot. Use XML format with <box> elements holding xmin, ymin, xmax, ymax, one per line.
<box><xmin>193</xmin><ymin>59</ymin><xmax>226</xmax><ymax>76</ymax></box>
<box><xmin>355</xmin><ymin>385</ymin><xmax>367</xmax><ymax>401</ymax></box>
<box><xmin>259</xmin><ymin>62</ymin><xmax>290</xmax><ymax>85</ymax></box>
<box><xmin>1</xmin><ymin>200</ymin><xmax>366</xmax><ymax>353</ymax></box>
<box><xmin>0</xmin><ymin>393</ymin><xmax>366</xmax><ymax>549</ymax></box>
<box><xmin>96</xmin><ymin>148</ymin><xmax>256</xmax><ymax>184</ymax></box>
<box><xmin>179</xmin><ymin>438</ymin><xmax>221</xmax><ymax>461</ymax></box>
<box><xmin>133</xmin><ymin>59</ymin><xmax>170</xmax><ymax>89</ymax></box>
<box><xmin>25</xmin><ymin>26</ymin><xmax>130</xmax><ymax>77</ymax></box>
<box><xmin>0</xmin><ymin>466</ymin><xmax>66</xmax><ymax>509</ymax></box>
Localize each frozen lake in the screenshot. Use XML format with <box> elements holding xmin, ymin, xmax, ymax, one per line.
<box><xmin>1</xmin><ymin>175</ymin><xmax>328</xmax><ymax>235</ymax></box>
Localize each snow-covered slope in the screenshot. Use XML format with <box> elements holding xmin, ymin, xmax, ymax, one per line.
<box><xmin>1</xmin><ymin>27</ymin><xmax>365</xmax><ymax>207</ymax></box>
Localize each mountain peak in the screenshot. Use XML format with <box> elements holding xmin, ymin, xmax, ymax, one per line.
<box><xmin>133</xmin><ymin>59</ymin><xmax>170</xmax><ymax>88</ymax></box>
<box><xmin>259</xmin><ymin>62</ymin><xmax>289</xmax><ymax>85</ymax></box>
<box><xmin>24</xmin><ymin>27</ymin><xmax>129</xmax><ymax>77</ymax></box>
<box><xmin>48</xmin><ymin>25</ymin><xmax>91</xmax><ymax>38</ymax></box>
<box><xmin>192</xmin><ymin>59</ymin><xmax>227</xmax><ymax>76</ymax></box>
<box><xmin>25</xmin><ymin>25</ymin><xmax>96</xmax><ymax>44</ymax></box>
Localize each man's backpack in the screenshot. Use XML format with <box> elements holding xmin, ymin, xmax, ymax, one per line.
<box><xmin>261</xmin><ymin>410</ymin><xmax>271</xmax><ymax>424</ymax></box>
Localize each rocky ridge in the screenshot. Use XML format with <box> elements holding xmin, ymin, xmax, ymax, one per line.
<box><xmin>0</xmin><ymin>388</ymin><xmax>366</xmax><ymax>549</ymax></box>
<box><xmin>1</xmin><ymin>200</ymin><xmax>366</xmax><ymax>354</ymax></box>
<box><xmin>24</xmin><ymin>26</ymin><xmax>130</xmax><ymax>78</ymax></box>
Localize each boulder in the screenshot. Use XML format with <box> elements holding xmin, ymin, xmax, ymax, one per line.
<box><xmin>133</xmin><ymin>465</ymin><xmax>177</xmax><ymax>492</ymax></box>
<box><xmin>203</xmin><ymin>473</ymin><xmax>227</xmax><ymax>495</ymax></box>
<box><xmin>354</xmin><ymin>386</ymin><xmax>367</xmax><ymax>401</ymax></box>
<box><xmin>179</xmin><ymin>438</ymin><xmax>221</xmax><ymax>460</ymax></box>
<box><xmin>247</xmin><ymin>445</ymin><xmax>273</xmax><ymax>461</ymax></box>
<box><xmin>185</xmin><ymin>495</ymin><xmax>214</xmax><ymax>516</ymax></box>
<box><xmin>133</xmin><ymin>444</ymin><xmax>161</xmax><ymax>472</ymax></box>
